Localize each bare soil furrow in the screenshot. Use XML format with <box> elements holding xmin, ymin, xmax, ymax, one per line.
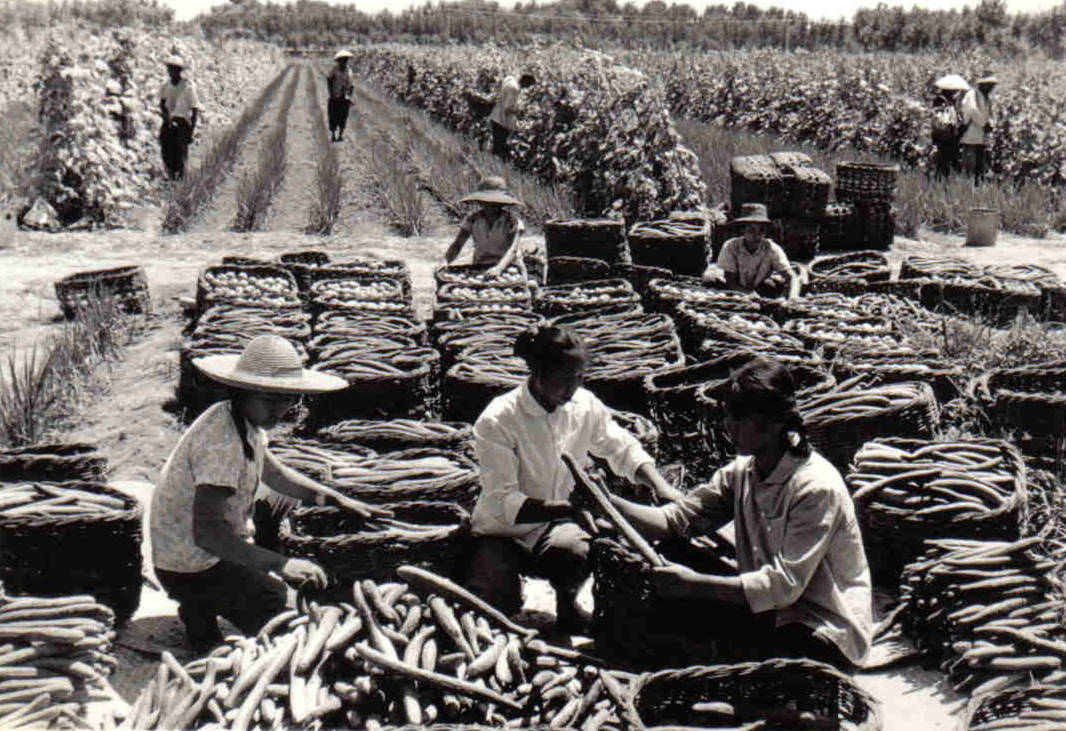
<box><xmin>269</xmin><ymin>65</ymin><xmax>321</xmax><ymax>233</ymax></box>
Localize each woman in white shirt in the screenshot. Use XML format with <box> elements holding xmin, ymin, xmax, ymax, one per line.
<box><xmin>465</xmin><ymin>326</ymin><xmax>677</xmax><ymax>634</ymax></box>
<box><xmin>612</xmin><ymin>356</ymin><xmax>873</xmax><ymax>668</ymax></box>
<box><xmin>151</xmin><ymin>335</ymin><xmax>384</xmax><ymax>651</ymax></box>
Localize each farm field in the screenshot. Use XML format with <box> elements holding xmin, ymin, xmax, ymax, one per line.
<box><xmin>5</xmin><ymin>30</ymin><xmax>1066</xmax><ymax>731</ymax></box>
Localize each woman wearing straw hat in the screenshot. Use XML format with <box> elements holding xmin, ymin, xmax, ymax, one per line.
<box><xmin>716</xmin><ymin>203</ymin><xmax>794</xmax><ymax>298</ymax></box>
<box><xmin>158</xmin><ymin>54</ymin><xmax>200</xmax><ymax>180</ymax></box>
<box><xmin>445</xmin><ymin>176</ymin><xmax>528</xmax><ymax>279</ymax></box>
<box><xmin>151</xmin><ymin>335</ymin><xmax>385</xmax><ymax>651</ymax></box>
<box><xmin>327</xmin><ymin>50</ymin><xmax>354</xmax><ymax>142</ymax></box>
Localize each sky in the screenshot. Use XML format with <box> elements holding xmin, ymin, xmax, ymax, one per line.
<box><xmin>166</xmin><ymin>0</ymin><xmax>1061</xmax><ymax>23</ymax></box>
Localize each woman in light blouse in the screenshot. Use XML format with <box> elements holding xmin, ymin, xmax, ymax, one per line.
<box><xmin>613</xmin><ymin>356</ymin><xmax>873</xmax><ymax>667</ymax></box>
<box><xmin>465</xmin><ymin>325</ymin><xmax>677</xmax><ymax>634</ymax></box>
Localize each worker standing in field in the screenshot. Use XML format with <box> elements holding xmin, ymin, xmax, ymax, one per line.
<box><xmin>327</xmin><ymin>50</ymin><xmax>354</xmax><ymax>142</ymax></box>
<box><xmin>158</xmin><ymin>55</ymin><xmax>200</xmax><ymax>180</ymax></box>
<box><xmin>715</xmin><ymin>203</ymin><xmax>794</xmax><ymax>298</ymax></box>
<box><xmin>445</xmin><ymin>176</ymin><xmax>527</xmax><ymax>279</ymax></box>
<box><xmin>930</xmin><ymin>89</ymin><xmax>963</xmax><ymax>180</ymax></box>
<box><xmin>960</xmin><ymin>72</ymin><xmax>997</xmax><ymax>183</ymax></box>
<box><xmin>488</xmin><ymin>72</ymin><xmax>535</xmax><ymax>161</ymax></box>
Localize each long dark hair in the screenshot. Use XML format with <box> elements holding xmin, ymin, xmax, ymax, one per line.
<box><xmin>718</xmin><ymin>356</ymin><xmax>811</xmax><ymax>457</ymax></box>
<box><xmin>513</xmin><ymin>325</ymin><xmax>588</xmax><ymax>376</ymax></box>
<box><xmin>229</xmin><ymin>389</ymin><xmax>257</xmax><ymax>461</ymax></box>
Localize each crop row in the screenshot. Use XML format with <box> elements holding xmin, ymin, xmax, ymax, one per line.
<box><xmin>351</xmin><ymin>45</ymin><xmax>705</xmax><ymax>224</ymax></box>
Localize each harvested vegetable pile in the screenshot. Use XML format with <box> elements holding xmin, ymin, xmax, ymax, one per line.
<box><xmin>123</xmin><ymin>569</ymin><xmax>636</xmax><ymax>730</ymax></box>
<box><xmin>196</xmin><ymin>266</ymin><xmax>299</xmax><ymax>310</ymax></box>
<box><xmin>0</xmin><ymin>591</ymin><xmax>118</xmax><ymax>729</ymax></box>
<box><xmin>533</xmin><ymin>280</ymin><xmax>640</xmax><ymax>317</ymax></box>
<box><xmin>898</xmin><ymin>537</ymin><xmax>1066</xmax><ymax>697</ymax></box>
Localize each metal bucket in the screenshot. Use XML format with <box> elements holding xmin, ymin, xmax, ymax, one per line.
<box><xmin>966</xmin><ymin>207</ymin><xmax>999</xmax><ymax>247</ymax></box>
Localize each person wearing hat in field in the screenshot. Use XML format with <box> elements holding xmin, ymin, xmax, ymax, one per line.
<box><xmin>488</xmin><ymin>72</ymin><xmax>535</xmax><ymax>161</ymax></box>
<box><xmin>150</xmin><ymin>335</ymin><xmax>386</xmax><ymax>652</ymax></box>
<box><xmin>960</xmin><ymin>72</ymin><xmax>998</xmax><ymax>182</ymax></box>
<box><xmin>445</xmin><ymin>176</ymin><xmax>527</xmax><ymax>279</ymax></box>
<box><xmin>716</xmin><ymin>203</ymin><xmax>793</xmax><ymax>298</ymax></box>
<box><xmin>327</xmin><ymin>50</ymin><xmax>354</xmax><ymax>142</ymax></box>
<box><xmin>158</xmin><ymin>54</ymin><xmax>200</xmax><ymax>180</ymax></box>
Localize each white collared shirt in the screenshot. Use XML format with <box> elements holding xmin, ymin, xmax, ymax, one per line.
<box><xmin>471</xmin><ymin>381</ymin><xmax>653</xmax><ymax>550</ymax></box>
<box><xmin>717</xmin><ymin>236</ymin><xmax>790</xmax><ymax>292</ymax></box>
<box><xmin>960</xmin><ymin>88</ymin><xmax>994</xmax><ymax>145</ymax></box>
<box><xmin>663</xmin><ymin>450</ymin><xmax>873</xmax><ymax>666</ymax></box>
<box><xmin>159</xmin><ymin>78</ymin><xmax>200</xmax><ymax>122</ymax></box>
<box><xmin>489</xmin><ymin>75</ymin><xmax>521</xmax><ymax>130</ymax></box>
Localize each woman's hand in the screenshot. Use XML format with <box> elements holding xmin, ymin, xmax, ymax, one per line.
<box><xmin>652</xmin><ymin>562</ymin><xmax>703</xmax><ymax>598</ymax></box>
<box><xmin>484</xmin><ymin>263</ymin><xmax>505</xmax><ymax>279</ymax></box>
<box><xmin>281</xmin><ymin>558</ymin><xmax>329</xmax><ymax>589</ymax></box>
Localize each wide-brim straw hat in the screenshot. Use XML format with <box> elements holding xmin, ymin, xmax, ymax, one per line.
<box><xmin>459</xmin><ymin>176</ymin><xmax>523</xmax><ymax>207</ymax></box>
<box><xmin>934</xmin><ymin>74</ymin><xmax>970</xmax><ymax>92</ymax></box>
<box><xmin>334</xmin><ymin>50</ymin><xmax>353</xmax><ymax>61</ymax></box>
<box><xmin>164</xmin><ymin>55</ymin><xmax>185</xmax><ymax>68</ymax></box>
<box><xmin>733</xmin><ymin>202</ymin><xmax>772</xmax><ymax>225</ymax></box>
<box><xmin>194</xmin><ymin>334</ymin><xmax>346</xmax><ymax>394</ymax></box>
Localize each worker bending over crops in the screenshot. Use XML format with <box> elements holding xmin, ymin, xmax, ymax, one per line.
<box><xmin>715</xmin><ymin>203</ymin><xmax>794</xmax><ymax>298</ymax></box>
<box><xmin>151</xmin><ymin>335</ymin><xmax>387</xmax><ymax>652</ymax></box>
<box><xmin>465</xmin><ymin>325</ymin><xmax>678</xmax><ymax>635</ymax></box>
<box><xmin>613</xmin><ymin>357</ymin><xmax>872</xmax><ymax>668</ymax></box>
<box><xmin>445</xmin><ymin>176</ymin><xmax>527</xmax><ymax>279</ymax></box>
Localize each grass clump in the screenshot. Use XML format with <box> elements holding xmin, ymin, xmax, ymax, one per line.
<box><xmin>162</xmin><ymin>66</ymin><xmax>292</xmax><ymax>234</ymax></box>
<box><xmin>0</xmin><ymin>292</ymin><xmax>131</xmax><ymax>447</ymax></box>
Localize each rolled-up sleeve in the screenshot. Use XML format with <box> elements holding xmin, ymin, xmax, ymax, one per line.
<box><xmin>769</xmin><ymin>242</ymin><xmax>791</xmax><ymax>274</ymax></box>
<box><xmin>662</xmin><ymin>468</ymin><xmax>732</xmax><ymax>538</ymax></box>
<box><xmin>716</xmin><ymin>240</ymin><xmax>738</xmax><ymax>274</ymax></box>
<box><xmin>586</xmin><ymin>396</ymin><xmax>652</xmax><ymax>483</ymax></box>
<box><xmin>473</xmin><ymin>412</ymin><xmax>527</xmax><ymax>532</ymax></box>
<box><xmin>741</xmin><ymin>484</ymin><xmax>841</xmax><ymax>614</ymax></box>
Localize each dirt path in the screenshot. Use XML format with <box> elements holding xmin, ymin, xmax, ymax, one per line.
<box><xmin>190</xmin><ymin>66</ymin><xmax>296</xmax><ymax>234</ymax></box>
<box><xmin>269</xmin><ymin>64</ymin><xmax>321</xmax><ymax>234</ymax></box>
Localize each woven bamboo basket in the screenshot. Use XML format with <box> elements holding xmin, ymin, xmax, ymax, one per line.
<box><xmin>808</xmin><ymin>251</ymin><xmax>891</xmax><ymax>296</ymax></box>
<box><xmin>534</xmin><ymin>279</ymin><xmax>639</xmax><ymax>317</ymax></box>
<box><xmin>970</xmin><ymin>361</ymin><xmax>1066</xmax><ymax>450</ymax></box>
<box><xmin>220</xmin><ymin>255</ymin><xmax>270</xmax><ymax>266</ymax></box>
<box><xmin>803</xmin><ymin>382</ymin><xmax>940</xmax><ymax>472</ymax></box>
<box><xmin>279</xmin><ymin>501</ymin><xmax>470</xmax><ymax>598</ymax></box>
<box><xmin>306</xmin><ymin>356</ymin><xmax>438</xmax><ymax>428</ymax></box>
<box><xmin>627</xmin><ymin>218</ymin><xmax>711</xmax><ymax>276</ymax></box>
<box><xmin>309</xmin><ymin>260</ymin><xmax>412</xmax><ymax>299</ymax></box>
<box><xmin>835</xmin><ymin>161</ymin><xmax>898</xmax><ymax>202</ymax></box>
<box><xmin>277</xmin><ymin>250</ymin><xmax>331</xmax><ymax>294</ymax></box>
<box><xmin>314</xmin><ymin>311</ymin><xmax>426</xmax><ymax>344</ymax></box>
<box><xmin>783</xmin><ymin>318</ymin><xmax>901</xmax><ymax>358</ymax></box>
<box><xmin>442</xmin><ymin>359</ymin><xmax>527</xmax><ymax>423</ymax></box>
<box><xmin>850</xmin><ymin>437</ymin><xmax>1027</xmax><ymax>588</ymax></box>
<box><xmin>610</xmin><ymin>262</ymin><xmax>673</xmax><ymax>302</ymax></box>
<box><xmin>675</xmin><ymin>303</ymin><xmax>801</xmax><ymax>356</ymax></box>
<box><xmin>628</xmin><ymin>660</ymin><xmax>881</xmax><ymax>731</ymax></box>
<box><xmin>645</xmin><ymin>276</ymin><xmax>761</xmax><ymax>317</ymax></box>
<box><xmin>195</xmin><ymin>264</ymin><xmax>299</xmax><ymax>311</ymax></box>
<box><xmin>327</xmin><ymin>449</ymin><xmax>480</xmax><ymax>506</ymax></box>
<box><xmin>780</xmin><ymin>162</ymin><xmax>832</xmax><ymax>219</ymax></box>
<box><xmin>437</xmin><ymin>281</ymin><xmax>532</xmax><ymax>308</ymax></box>
<box><xmin>963</xmin><ymin>685</ymin><xmax>1066</xmax><ymax>731</ymax></box>
<box><xmin>54</xmin><ymin>265</ymin><xmax>150</xmax><ymax>319</ymax></box>
<box><xmin>433</xmin><ymin>263</ymin><xmax>531</xmax><ymax>289</ymax></box>
<box><xmin>927</xmin><ymin>278</ymin><xmax>1042</xmax><ymax>326</ymax></box>
<box><xmin>0</xmin><ymin>482</ymin><xmax>142</xmax><ymax>624</ymax></box>
<box><xmin>317</xmin><ymin>419</ymin><xmax>473</xmax><ymax>456</ymax></box>
<box><xmin>432</xmin><ymin>302</ymin><xmax>532</xmax><ymax>324</ymax></box>
<box><xmin>818</xmin><ymin>201</ymin><xmax>861</xmax><ymax>252</ymax></box>
<box><xmin>0</xmin><ymin>444</ymin><xmax>108</xmax><ymax>483</ymax></box>
<box><xmin>834</xmin><ymin>356</ymin><xmax>964</xmax><ymax>404</ymax></box>
<box><xmin>429</xmin><ymin>311</ymin><xmax>542</xmax><ymax>347</ymax></box>
<box><xmin>543</xmin><ymin>218</ymin><xmax>628</xmax><ymax>263</ymax></box>
<box><xmin>546</xmin><ymin>256</ymin><xmax>611</xmax><ymax>285</ymax></box>
<box><xmin>591</xmin><ymin>536</ymin><xmax>744</xmax><ymax>669</ymax></box>
<box><xmin>780</xmin><ymin>217</ymin><xmax>821</xmax><ymax>262</ymax></box>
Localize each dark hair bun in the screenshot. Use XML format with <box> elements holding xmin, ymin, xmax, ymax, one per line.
<box><xmin>514</xmin><ymin>325</ymin><xmax>587</xmax><ymax>373</ymax></box>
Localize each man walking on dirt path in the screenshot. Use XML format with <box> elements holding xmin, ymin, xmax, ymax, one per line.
<box><xmin>489</xmin><ymin>72</ymin><xmax>534</xmax><ymax>161</ymax></box>
<box><xmin>158</xmin><ymin>55</ymin><xmax>199</xmax><ymax>180</ymax></box>
<box><xmin>960</xmin><ymin>72</ymin><xmax>997</xmax><ymax>183</ymax></box>
<box><xmin>327</xmin><ymin>50</ymin><xmax>354</xmax><ymax>142</ymax></box>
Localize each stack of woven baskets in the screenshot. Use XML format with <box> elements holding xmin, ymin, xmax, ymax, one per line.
<box><xmin>834</xmin><ymin>161</ymin><xmax>898</xmax><ymax>250</ymax></box>
<box><xmin>970</xmin><ymin>360</ymin><xmax>1066</xmax><ymax>460</ymax></box>
<box><xmin>899</xmin><ymin>254</ymin><xmax>1042</xmax><ymax>325</ymax></box>
<box><xmin>0</xmin><ymin>444</ymin><xmax>142</xmax><ymax>624</ymax></box>
<box><xmin>54</xmin><ymin>265</ymin><xmax>151</xmax><ymax>319</ymax></box>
